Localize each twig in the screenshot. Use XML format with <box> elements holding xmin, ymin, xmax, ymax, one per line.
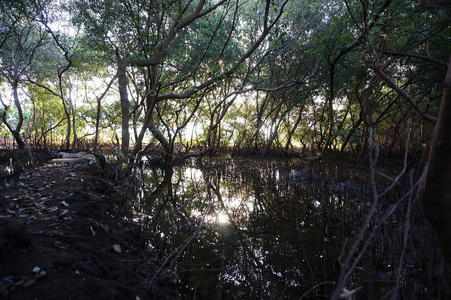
<box><xmin>392</xmin><ymin>171</ymin><xmax>414</xmax><ymax>299</ymax></box>
<box><xmin>331</xmin><ymin>121</ymin><xmax>414</xmax><ymax>299</ymax></box>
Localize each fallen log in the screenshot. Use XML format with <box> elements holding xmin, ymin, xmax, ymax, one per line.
<box><xmin>50</xmin><ymin>152</ymin><xmax>96</xmax><ymax>164</ymax></box>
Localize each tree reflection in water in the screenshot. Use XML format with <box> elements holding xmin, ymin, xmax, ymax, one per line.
<box><xmin>133</xmin><ymin>156</ymin><xmax>447</xmax><ymax>299</ymax></box>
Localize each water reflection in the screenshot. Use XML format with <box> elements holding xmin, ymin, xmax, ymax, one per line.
<box><xmin>134</xmin><ymin>156</ymin><xmax>445</xmax><ymax>299</ymax></box>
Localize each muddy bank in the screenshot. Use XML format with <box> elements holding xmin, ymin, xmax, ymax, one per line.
<box><xmin>0</xmin><ymin>159</ymin><xmax>178</xmax><ymax>299</ymax></box>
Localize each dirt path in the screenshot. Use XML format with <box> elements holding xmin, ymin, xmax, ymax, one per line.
<box><xmin>0</xmin><ymin>162</ymin><xmax>177</xmax><ymax>299</ymax></box>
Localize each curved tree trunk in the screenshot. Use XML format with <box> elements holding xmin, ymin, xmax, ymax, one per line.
<box><xmin>284</xmin><ymin>96</ymin><xmax>308</xmax><ymax>152</ymax></box>
<box><xmin>10</xmin><ymin>82</ymin><xmax>25</xmax><ymax>149</ymax></box>
<box><xmin>94</xmin><ymin>76</ymin><xmax>116</xmax><ymax>152</ymax></box>
<box><xmin>418</xmin><ymin>55</ymin><xmax>451</xmax><ymax>292</ymax></box>
<box><xmin>0</xmin><ymin>83</ymin><xmax>25</xmax><ymax>149</ymax></box>
<box><xmin>340</xmin><ymin>117</ymin><xmax>362</xmax><ymax>153</ymax></box>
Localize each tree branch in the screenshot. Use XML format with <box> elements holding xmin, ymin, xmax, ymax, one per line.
<box><xmin>374</xmin><ymin>67</ymin><xmax>437</xmax><ymax>124</ymax></box>
<box><xmin>27</xmin><ymin>76</ymin><xmax>62</xmax><ymax>98</ymax></box>
<box><xmin>157</xmin><ymin>0</ymin><xmax>290</xmax><ymax>102</ymax></box>
<box><xmin>379</xmin><ymin>49</ymin><xmax>448</xmax><ymax>70</ymax></box>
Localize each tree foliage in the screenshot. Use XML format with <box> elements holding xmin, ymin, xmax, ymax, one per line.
<box><xmin>0</xmin><ymin>0</ymin><xmax>449</xmax><ymax>157</ymax></box>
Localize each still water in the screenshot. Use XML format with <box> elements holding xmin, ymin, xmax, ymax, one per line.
<box><xmin>132</xmin><ymin>156</ymin><xmax>446</xmax><ymax>299</ymax></box>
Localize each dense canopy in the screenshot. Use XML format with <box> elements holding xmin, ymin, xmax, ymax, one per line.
<box><xmin>1</xmin><ymin>0</ymin><xmax>449</xmax><ymax>159</ymax></box>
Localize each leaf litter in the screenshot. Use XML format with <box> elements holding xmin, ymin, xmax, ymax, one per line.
<box><xmin>0</xmin><ymin>160</ymin><xmax>178</xmax><ymax>299</ymax></box>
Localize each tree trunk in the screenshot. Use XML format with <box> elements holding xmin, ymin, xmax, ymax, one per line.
<box><xmin>201</xmin><ymin>96</ymin><xmax>235</xmax><ymax>155</ymax></box>
<box><xmin>262</xmin><ymin>103</ymin><xmax>286</xmax><ymax>157</ymax></box>
<box><xmin>418</xmin><ymin>54</ymin><xmax>451</xmax><ymax>292</ymax></box>
<box><xmin>94</xmin><ymin>96</ymin><xmax>101</xmax><ymax>152</ymax></box>
<box><xmin>11</xmin><ymin>82</ymin><xmax>25</xmax><ymax>149</ymax></box>
<box><xmin>68</xmin><ymin>80</ymin><xmax>77</xmax><ymax>151</ymax></box>
<box><xmin>117</xmin><ymin>57</ymin><xmax>130</xmax><ymax>156</ymax></box>
<box><xmin>94</xmin><ymin>75</ymin><xmax>116</xmax><ymax>152</ymax></box>
<box><xmin>64</xmin><ymin>110</ymin><xmax>71</xmax><ymax>150</ymax></box>
<box><xmin>0</xmin><ymin>82</ymin><xmax>25</xmax><ymax>149</ymax></box>
<box><xmin>149</xmin><ymin>110</ymin><xmax>171</xmax><ymax>160</ymax></box>
<box><xmin>57</xmin><ymin>75</ymin><xmax>71</xmax><ymax>150</ymax></box>
<box><xmin>321</xmin><ymin>62</ymin><xmax>335</xmax><ymax>156</ymax></box>
<box><xmin>11</xmin><ymin>131</ymin><xmax>25</xmax><ymax>149</ymax></box>
<box><xmin>340</xmin><ymin>117</ymin><xmax>362</xmax><ymax>153</ymax></box>
<box><xmin>358</xmin><ymin>73</ymin><xmax>380</xmax><ymax>161</ymax></box>
<box><xmin>285</xmin><ymin>97</ymin><xmax>307</xmax><ymax>152</ymax></box>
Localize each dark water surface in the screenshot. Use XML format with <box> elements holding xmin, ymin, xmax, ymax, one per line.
<box><xmin>133</xmin><ymin>156</ymin><xmax>447</xmax><ymax>299</ymax></box>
